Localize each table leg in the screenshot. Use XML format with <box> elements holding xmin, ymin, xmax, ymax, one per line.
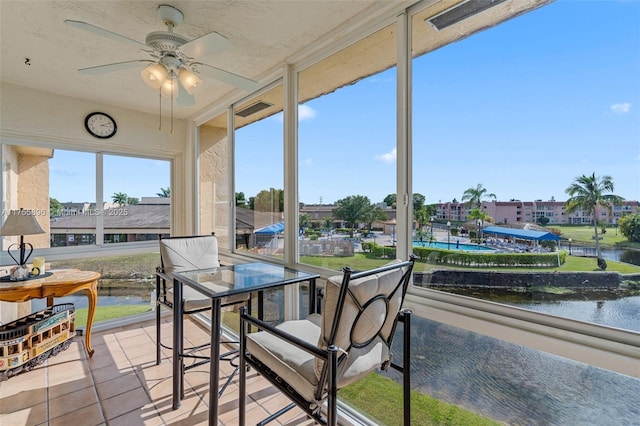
<box><xmin>209</xmin><ymin>298</ymin><xmax>222</xmax><ymax>426</ymax></box>
<box><xmin>309</xmin><ymin>278</ymin><xmax>317</xmax><ymax>314</ymax></box>
<box><xmin>82</xmin><ymin>280</ymin><xmax>98</xmax><ymax>357</ymax></box>
<box><xmin>173</xmin><ymin>278</ymin><xmax>183</xmax><ymax>410</ymax></box>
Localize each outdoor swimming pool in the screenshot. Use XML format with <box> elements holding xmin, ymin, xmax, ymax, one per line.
<box><xmin>413</xmin><ymin>241</ymin><xmax>496</xmax><ymax>251</ymax></box>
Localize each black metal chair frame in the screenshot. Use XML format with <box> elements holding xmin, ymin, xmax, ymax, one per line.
<box><xmin>155</xmin><ymin>234</ymin><xmax>246</xmax><ymax>399</ymax></box>
<box><xmin>238</xmin><ymin>256</ymin><xmax>415</xmax><ymax>426</ymax></box>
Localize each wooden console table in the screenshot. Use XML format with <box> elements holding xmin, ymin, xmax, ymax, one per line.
<box><xmin>0</xmin><ymin>269</ymin><xmax>100</xmax><ymax>357</ymax></box>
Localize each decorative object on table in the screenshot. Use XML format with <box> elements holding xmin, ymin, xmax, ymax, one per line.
<box><xmin>0</xmin><ymin>303</ymin><xmax>76</xmax><ymax>381</ymax></box>
<box><xmin>0</xmin><ymin>209</ymin><xmax>45</xmax><ymax>280</ymax></box>
<box><xmin>32</xmin><ymin>256</ymin><xmax>45</xmax><ymax>276</ymax></box>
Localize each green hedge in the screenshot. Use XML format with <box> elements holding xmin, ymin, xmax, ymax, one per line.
<box><xmin>412</xmin><ymin>246</ymin><xmax>566</xmax><ymax>267</ymax></box>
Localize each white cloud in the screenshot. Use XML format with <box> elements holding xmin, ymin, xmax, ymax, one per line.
<box><xmin>298</xmin><ymin>104</ymin><xmax>316</xmax><ymax>121</ymax></box>
<box><xmin>300</xmin><ymin>158</ymin><xmax>313</xmax><ymax>166</ymax></box>
<box><xmin>610</xmin><ymin>102</ymin><xmax>631</xmax><ymax>114</ymax></box>
<box><xmin>270</xmin><ymin>104</ymin><xmax>317</xmax><ymax>122</ymax></box>
<box><xmin>375</xmin><ymin>148</ymin><xmax>396</xmax><ymax>164</ymax></box>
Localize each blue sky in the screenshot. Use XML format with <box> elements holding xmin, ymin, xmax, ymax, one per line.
<box><xmin>52</xmin><ymin>0</ymin><xmax>639</xmax><ymax>206</ymax></box>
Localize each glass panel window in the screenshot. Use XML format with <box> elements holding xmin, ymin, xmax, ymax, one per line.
<box><xmin>411</xmin><ymin>1</ymin><xmax>640</xmax><ymax>332</ymax></box>
<box><xmin>297</xmin><ymin>24</ymin><xmax>397</xmax><ymax>271</ymax></box>
<box><xmin>49</xmin><ymin>149</ymin><xmax>97</xmax><ymax>247</ymax></box>
<box><xmin>233</xmin><ymin>84</ymin><xmax>284</xmax><ymax>260</ymax></box>
<box><xmin>374</xmin><ymin>314</ymin><xmax>640</xmax><ymax>425</ymax></box>
<box><xmin>103</xmin><ymin>154</ymin><xmax>170</xmax><ymax>243</ymax></box>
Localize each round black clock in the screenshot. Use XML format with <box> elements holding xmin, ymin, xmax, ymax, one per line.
<box><xmin>84</xmin><ymin>112</ymin><xmax>117</xmax><ymax>138</ymax></box>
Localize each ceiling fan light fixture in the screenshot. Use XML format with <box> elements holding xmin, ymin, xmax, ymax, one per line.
<box><xmin>141</xmin><ymin>63</ymin><xmax>167</xmax><ymax>89</ymax></box>
<box><xmin>178</xmin><ymin>68</ymin><xmax>203</xmax><ymax>95</ymax></box>
<box><xmin>161</xmin><ymin>77</ymin><xmax>179</xmax><ymax>99</ymax></box>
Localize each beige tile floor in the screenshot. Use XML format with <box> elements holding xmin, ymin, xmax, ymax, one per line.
<box><xmin>0</xmin><ymin>317</ymin><xmax>315</xmax><ymax>426</ymax></box>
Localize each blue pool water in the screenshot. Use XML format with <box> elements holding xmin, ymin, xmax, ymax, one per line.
<box><xmin>413</xmin><ymin>241</ymin><xmax>495</xmax><ymax>251</ymax></box>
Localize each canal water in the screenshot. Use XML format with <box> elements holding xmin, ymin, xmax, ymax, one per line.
<box><xmin>387</xmin><ymin>311</ymin><xmax>640</xmax><ymax>425</ymax></box>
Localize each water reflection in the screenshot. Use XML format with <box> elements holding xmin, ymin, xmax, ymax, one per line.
<box><xmin>505</xmin><ymin>296</ymin><xmax>640</xmax><ymax>332</ymax></box>
<box><xmin>386</xmin><ymin>316</ymin><xmax>640</xmax><ymax>425</ymax></box>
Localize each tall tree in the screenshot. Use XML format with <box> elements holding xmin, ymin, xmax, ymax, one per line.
<box><xmin>156</xmin><ymin>187</ymin><xmax>170</xmax><ymax>197</ymax></box>
<box><xmin>565</xmin><ymin>173</ymin><xmax>624</xmax><ymax>269</ymax></box>
<box><xmin>333</xmin><ymin>195</ymin><xmax>372</xmax><ymax>237</ymax></box>
<box><xmin>112</xmin><ymin>192</ymin><xmax>128</xmax><ymax>206</ymax></box>
<box><xmin>253</xmin><ymin>188</ymin><xmax>284</xmax><ymax>212</ymax></box>
<box><xmin>462</xmin><ymin>184</ymin><xmax>496</xmax><ymax>208</ymax></box>
<box><xmin>467</xmin><ymin>207</ymin><xmax>491</xmax><ymax>223</ymax></box>
<box><xmin>50</xmin><ymin>197</ymin><xmax>63</xmax><ymax>217</ymax></box>
<box><xmin>236</xmin><ymin>192</ymin><xmax>247</xmax><ymax>208</ymax></box>
<box><xmin>299</xmin><ymin>213</ymin><xmax>311</xmax><ymax>231</ymax></box>
<box><xmin>383</xmin><ymin>194</ymin><xmax>396</xmax><ymax>207</ymax></box>
<box><xmin>362</xmin><ymin>205</ymin><xmax>387</xmax><ymax>232</ymax></box>
<box><xmin>413</xmin><ymin>193</ymin><xmax>426</xmax><ymax>210</ymax></box>
<box><xmin>414</xmin><ymin>206</ymin><xmax>430</xmax><ymax>230</ymax></box>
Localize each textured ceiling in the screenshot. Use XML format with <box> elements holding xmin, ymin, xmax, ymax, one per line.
<box><xmin>0</xmin><ymin>0</ymin><xmax>385</xmax><ymax>119</ymax></box>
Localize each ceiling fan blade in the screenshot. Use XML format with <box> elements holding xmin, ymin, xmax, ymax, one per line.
<box><xmin>179</xmin><ymin>32</ymin><xmax>232</xmax><ymax>59</ymax></box>
<box><xmin>79</xmin><ymin>60</ymin><xmax>152</xmax><ymax>75</ymax></box>
<box><xmin>64</xmin><ymin>20</ymin><xmax>147</xmax><ymax>50</ymax></box>
<box><xmin>194</xmin><ymin>63</ymin><xmax>258</xmax><ymax>91</ymax></box>
<box><xmin>176</xmin><ymin>80</ymin><xmax>196</xmax><ymax>106</ymax></box>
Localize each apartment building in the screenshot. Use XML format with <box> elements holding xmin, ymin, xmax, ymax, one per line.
<box><xmin>436</xmin><ymin>200</ymin><xmax>639</xmax><ymax>225</ymax></box>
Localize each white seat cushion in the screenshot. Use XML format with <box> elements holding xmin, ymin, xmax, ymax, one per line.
<box><xmin>246</xmin><ymin>314</ymin><xmax>322</xmax><ymax>404</ymax></box>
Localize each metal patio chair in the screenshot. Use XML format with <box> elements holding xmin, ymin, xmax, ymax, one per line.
<box><xmin>155</xmin><ymin>234</ymin><xmax>247</xmax><ymax>399</ymax></box>
<box><xmin>239</xmin><ymin>256</ymin><xmax>416</xmax><ymax>426</ymax></box>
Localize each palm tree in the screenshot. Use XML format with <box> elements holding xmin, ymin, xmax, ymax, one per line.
<box><xmin>462</xmin><ymin>183</ymin><xmax>496</xmax><ymax>208</ymax></box>
<box><xmin>112</xmin><ymin>192</ymin><xmax>128</xmax><ymax>206</ymax></box>
<box><xmin>565</xmin><ymin>173</ymin><xmax>624</xmax><ymax>270</ymax></box>
<box><xmin>467</xmin><ymin>207</ymin><xmax>492</xmax><ymax>243</ymax></box>
<box><xmin>156</xmin><ymin>187</ymin><xmax>170</xmax><ymax>197</ymax></box>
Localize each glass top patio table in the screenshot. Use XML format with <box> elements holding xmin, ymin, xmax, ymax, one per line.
<box><xmin>174</xmin><ymin>262</ymin><xmax>319</xmax><ymax>299</ymax></box>
<box><xmin>170</xmin><ymin>261</ymin><xmax>320</xmax><ymax>425</ymax></box>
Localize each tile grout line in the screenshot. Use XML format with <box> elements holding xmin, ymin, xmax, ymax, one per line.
<box><xmin>116</xmin><ymin>325</ymin><xmax>169</xmax><ymax>425</ymax></box>
<box><xmin>80</xmin><ymin>336</ymin><xmax>108</xmax><ymax>426</ymax></box>
<box><xmin>137</xmin><ymin>325</ymin><xmax>169</xmax><ymax>426</ymax></box>
<box><xmin>44</xmin><ymin>357</ymin><xmax>50</xmax><ymax>424</ymax></box>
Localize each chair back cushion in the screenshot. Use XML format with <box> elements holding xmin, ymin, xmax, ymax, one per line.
<box><xmin>315</xmin><ymin>259</ymin><xmax>412</xmax><ymax>387</ymax></box>
<box><xmin>160</xmin><ymin>235</ymin><xmax>220</xmax><ymax>274</ymax></box>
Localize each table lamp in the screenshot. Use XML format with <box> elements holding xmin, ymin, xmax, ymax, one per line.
<box><xmin>0</xmin><ymin>209</ymin><xmax>45</xmax><ymax>268</ymax></box>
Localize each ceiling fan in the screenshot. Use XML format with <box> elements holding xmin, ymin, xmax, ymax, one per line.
<box><xmin>65</xmin><ymin>4</ymin><xmax>258</xmax><ymax>107</ymax></box>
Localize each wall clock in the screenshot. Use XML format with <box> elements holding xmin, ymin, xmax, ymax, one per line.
<box><xmin>84</xmin><ymin>112</ymin><xmax>117</xmax><ymax>139</ymax></box>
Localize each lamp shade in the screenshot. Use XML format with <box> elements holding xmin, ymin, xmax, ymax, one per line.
<box><xmin>141</xmin><ymin>63</ymin><xmax>167</xmax><ymax>89</ymax></box>
<box><xmin>161</xmin><ymin>77</ymin><xmax>179</xmax><ymax>99</ymax></box>
<box><xmin>0</xmin><ymin>209</ymin><xmax>45</xmax><ymax>236</ymax></box>
<box><xmin>178</xmin><ymin>68</ymin><xmax>203</xmax><ymax>95</ymax></box>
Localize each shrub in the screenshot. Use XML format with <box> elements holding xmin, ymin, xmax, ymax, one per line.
<box><xmin>619</xmin><ymin>214</ymin><xmax>640</xmax><ymax>242</ymax></box>
<box><xmin>412</xmin><ymin>246</ymin><xmax>563</xmax><ymax>267</ymax></box>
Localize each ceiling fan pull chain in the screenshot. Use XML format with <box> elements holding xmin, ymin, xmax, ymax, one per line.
<box><xmin>159</xmin><ymin>88</ymin><xmax>162</xmax><ymax>131</ymax></box>
<box><xmin>170</xmin><ymin>79</ymin><xmax>174</xmax><ymax>134</ymax></box>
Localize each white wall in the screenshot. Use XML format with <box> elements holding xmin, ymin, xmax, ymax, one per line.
<box><xmin>0</xmin><ymin>82</ymin><xmax>195</xmax><ymax>234</ymax></box>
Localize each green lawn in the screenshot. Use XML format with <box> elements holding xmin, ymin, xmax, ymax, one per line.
<box><xmin>551</xmin><ymin>224</ymin><xmax>639</xmax><ymax>249</ymax></box>
<box><xmin>74</xmin><ymin>305</ymin><xmax>152</xmax><ymax>327</ymax></box>
<box><xmin>339</xmin><ymin>372</ymin><xmax>500</xmax><ymax>426</ymax></box>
